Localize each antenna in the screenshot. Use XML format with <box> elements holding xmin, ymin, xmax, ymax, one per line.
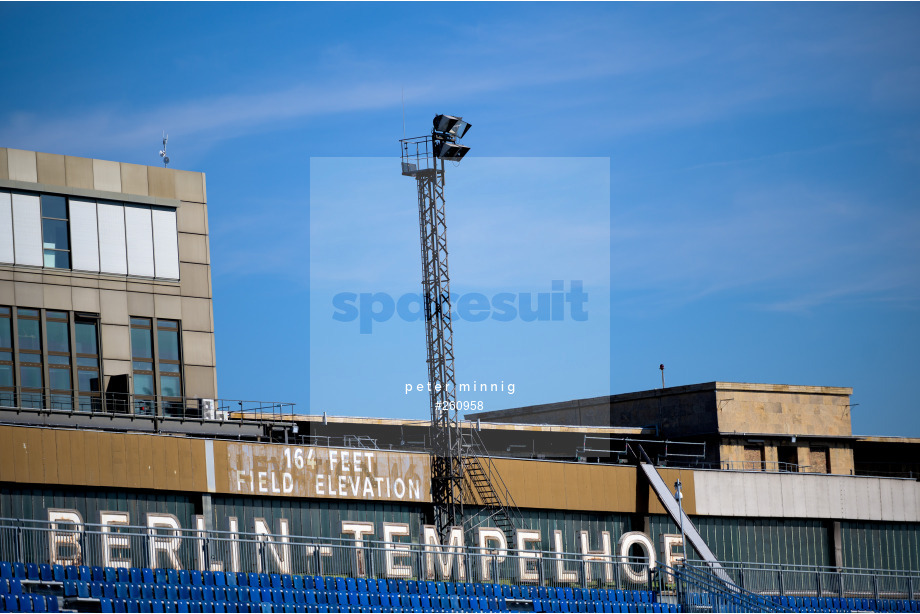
<box><xmin>159</xmin><ymin>132</ymin><xmax>170</xmax><ymax>167</ymax></box>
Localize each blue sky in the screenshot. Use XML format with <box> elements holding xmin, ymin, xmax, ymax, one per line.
<box><xmin>1</xmin><ymin>3</ymin><xmax>919</xmax><ymax>435</ymax></box>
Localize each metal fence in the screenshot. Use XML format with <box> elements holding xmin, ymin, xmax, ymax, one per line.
<box><xmin>0</xmin><ymin>517</ymin><xmax>664</xmax><ymax>593</ymax></box>
<box><xmin>0</xmin><ymin>387</ymin><xmax>297</xmax><ymax>423</ymax></box>
<box><xmin>690</xmin><ymin>559</ymin><xmax>919</xmax><ymax>602</ymax></box>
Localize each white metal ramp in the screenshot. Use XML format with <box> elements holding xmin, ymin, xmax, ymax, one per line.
<box><xmin>639</xmin><ymin>461</ymin><xmax>736</xmax><ymax>587</ymax></box>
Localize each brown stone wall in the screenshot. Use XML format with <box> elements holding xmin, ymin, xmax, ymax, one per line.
<box><xmin>715</xmin><ymin>384</ymin><xmax>852</xmax><ymax>437</ymax></box>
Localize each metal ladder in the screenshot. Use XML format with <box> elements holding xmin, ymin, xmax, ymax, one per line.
<box><xmin>461</xmin><ymin>431</ymin><xmax>522</xmax><ymax>544</ymax></box>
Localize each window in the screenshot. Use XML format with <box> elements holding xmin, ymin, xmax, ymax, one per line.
<box><xmin>46</xmin><ymin>311</ymin><xmax>72</xmax><ymax>410</ymax></box>
<box><xmin>0</xmin><ymin>307</ymin><xmax>12</xmax><ymax>407</ymax></box>
<box><xmin>130</xmin><ymin>317</ymin><xmax>184</xmax><ymax>417</ymax></box>
<box><xmin>75</xmin><ymin>315</ymin><xmax>101</xmax><ymax>411</ymax></box>
<box><xmin>41</xmin><ymin>195</ymin><xmax>70</xmax><ymax>269</ymax></box>
<box><xmin>130</xmin><ymin>317</ymin><xmax>156</xmax><ymax>415</ymax></box>
<box><xmin>0</xmin><ymin>308</ymin><xmax>103</xmax><ymax>412</ymax></box>
<box><xmin>17</xmin><ymin>308</ymin><xmax>43</xmax><ymax>408</ymax></box>
<box><xmin>157</xmin><ymin>320</ymin><xmax>183</xmax><ymax>416</ymax></box>
<box><xmin>2</xmin><ymin>189</ymin><xmax>180</xmax><ymax>279</ymax></box>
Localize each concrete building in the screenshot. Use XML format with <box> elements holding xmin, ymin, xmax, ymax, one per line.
<box><xmin>0</xmin><ymin>147</ymin><xmax>216</xmax><ymax>417</ymax></box>
<box><xmin>477</xmin><ymin>382</ymin><xmax>863</xmax><ymax>475</ymax></box>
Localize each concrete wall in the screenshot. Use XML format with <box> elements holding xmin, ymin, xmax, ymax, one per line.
<box><xmin>693</xmin><ymin>469</ymin><xmax>920</xmax><ymax>522</ymax></box>
<box><xmin>0</xmin><ymin>147</ymin><xmax>216</xmax><ymax>401</ymax></box>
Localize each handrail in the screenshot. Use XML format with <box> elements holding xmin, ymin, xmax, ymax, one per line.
<box><xmin>0</xmin><ymin>385</ymin><xmax>297</xmax><ymax>424</ymax></box>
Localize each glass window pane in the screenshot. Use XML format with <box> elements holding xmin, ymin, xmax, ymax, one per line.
<box><xmin>77</xmin><ymin>356</ymin><xmax>98</xmax><ymax>367</ymax></box>
<box><xmin>48</xmin><ymin>355</ymin><xmax>70</xmax><ymax>365</ymax></box>
<box><xmin>42</xmin><ymin>218</ymin><xmax>70</xmax><ymax>250</ymax></box>
<box><xmin>47</xmin><ymin>311</ymin><xmax>67</xmax><ymax>320</ymax></box>
<box><xmin>50</xmin><ymin>394</ymin><xmax>73</xmax><ymax>411</ymax></box>
<box><xmin>157</xmin><ymin>329</ymin><xmax>180</xmax><ymax>362</ymax></box>
<box><xmin>21</xmin><ymin>365</ymin><xmax>42</xmax><ymax>389</ymax></box>
<box><xmin>133</xmin><ymin>360</ymin><xmax>152</xmax><ymax>372</ymax></box>
<box><xmin>21</xmin><ymin>392</ymin><xmax>43</xmax><ymax>409</ymax></box>
<box><xmin>159</xmin><ymin>362</ymin><xmax>180</xmax><ymax>373</ymax></box>
<box><xmin>42</xmin><ymin>194</ymin><xmax>67</xmax><ymax>219</ymax></box>
<box><xmin>75</xmin><ymin>321</ymin><xmax>98</xmax><ymax>355</ymax></box>
<box><xmin>17</xmin><ymin>318</ymin><xmax>41</xmax><ymax>351</ymax></box>
<box><xmin>50</xmin><ymin>368</ymin><xmax>71</xmax><ymax>391</ymax></box>
<box><xmin>0</xmin><ymin>316</ymin><xmax>11</xmax><ymax>349</ymax></box>
<box><xmin>18</xmin><ymin>308</ymin><xmax>38</xmax><ymax>317</ymax></box>
<box><xmin>47</xmin><ymin>320</ymin><xmax>70</xmax><ymax>353</ymax></box>
<box><xmin>130</xmin><ymin>317</ymin><xmax>151</xmax><ymax>327</ymax></box>
<box><xmin>160</xmin><ymin>375</ymin><xmax>182</xmax><ymax>398</ymax></box>
<box><xmin>0</xmin><ymin>351</ymin><xmax>11</xmax><ymax>362</ymax></box>
<box><xmin>134</xmin><ymin>373</ymin><xmax>155</xmax><ymax>396</ymax></box>
<box><xmin>78</xmin><ymin>370</ymin><xmax>100</xmax><ymax>392</ymax></box>
<box><xmin>0</xmin><ymin>363</ymin><xmax>12</xmax><ymax>387</ymax></box>
<box><xmin>131</xmin><ymin>327</ymin><xmax>153</xmax><ymax>359</ymax></box>
<box><xmin>20</xmin><ymin>353</ymin><xmax>41</xmax><ymax>365</ymax></box>
<box><xmin>44</xmin><ymin>250</ymin><xmax>70</xmax><ymax>269</ymax></box>
<box><xmin>41</xmin><ymin>194</ymin><xmax>67</xmax><ymax>219</ymax></box>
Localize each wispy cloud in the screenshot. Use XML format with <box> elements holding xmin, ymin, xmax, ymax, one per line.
<box><xmin>613</xmin><ymin>183</ymin><xmax>920</xmax><ymax>314</ymax></box>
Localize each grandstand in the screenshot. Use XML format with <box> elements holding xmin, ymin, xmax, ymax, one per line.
<box><xmin>1</xmin><ymin>147</ymin><xmax>919</xmax><ymax>612</ymax></box>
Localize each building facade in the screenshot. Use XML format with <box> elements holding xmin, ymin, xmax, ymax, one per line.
<box><xmin>0</xmin><ymin>147</ymin><xmax>216</xmax><ymax>415</ymax></box>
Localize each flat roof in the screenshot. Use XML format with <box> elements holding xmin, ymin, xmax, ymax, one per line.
<box><xmin>477</xmin><ymin>381</ymin><xmax>854</xmax><ymax>420</ymax></box>
<box><xmin>248</xmin><ymin>413</ymin><xmax>652</xmax><ymax>435</ymax></box>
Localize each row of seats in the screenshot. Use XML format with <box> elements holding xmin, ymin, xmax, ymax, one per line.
<box><xmin>4</xmin><ymin>560</ymin><xmax>660</xmax><ymax>606</ymax></box>
<box><xmin>0</xmin><ymin>593</ymin><xmax>60</xmax><ymax>613</ymax></box>
<box><xmin>532</xmin><ymin>600</ymin><xmax>678</xmax><ymax>613</ymax></box>
<box><xmin>96</xmin><ymin>597</ymin><xmax>507</xmax><ymax>613</ymax></box>
<box><xmin>64</xmin><ymin>581</ymin><xmax>511</xmax><ymax>610</ymax></box>
<box><xmin>774</xmin><ymin>595</ymin><xmax>920</xmax><ymax>611</ymax></box>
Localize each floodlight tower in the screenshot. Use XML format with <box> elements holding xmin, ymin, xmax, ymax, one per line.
<box><xmin>400</xmin><ymin>115</ymin><xmax>471</xmax><ymax>539</ymax></box>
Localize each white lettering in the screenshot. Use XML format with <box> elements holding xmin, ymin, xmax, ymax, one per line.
<box><xmin>48</xmin><ymin>509</ymin><xmax>83</xmax><ymax>567</ymax></box>
<box><xmin>147</xmin><ymin>513</ymin><xmax>183</xmax><ymax>570</ymax></box>
<box><xmin>423</xmin><ymin>525</ymin><xmax>466</xmax><ymax>581</ymax></box>
<box><xmin>618</xmin><ymin>531</ymin><xmax>657</xmax><ymax>584</ymax></box>
<box><xmin>341</xmin><ymin>521</ymin><xmax>375</xmax><ymax>577</ymax></box>
<box><xmin>553</xmin><ymin>530</ymin><xmax>578</xmax><ymax>583</ymax></box>
<box><xmin>478</xmin><ymin>527</ymin><xmax>507</xmax><ymax>581</ymax></box>
<box><xmin>254</xmin><ymin>518</ymin><xmax>291</xmax><ymax>575</ymax></box>
<box><xmin>516</xmin><ymin>529</ymin><xmax>542</xmax><ymax>583</ymax></box>
<box><xmin>580</xmin><ymin>530</ymin><xmax>614</xmax><ymax>583</ymax></box>
<box><xmin>383</xmin><ymin>523</ymin><xmax>412</xmax><ymax>578</ymax></box>
<box><xmin>100</xmin><ymin>511</ymin><xmax>131</xmax><ymax>569</ymax></box>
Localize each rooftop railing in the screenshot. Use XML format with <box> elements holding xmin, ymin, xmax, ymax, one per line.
<box><xmin>0</xmin><ymin>386</ymin><xmax>297</xmax><ymax>426</ymax></box>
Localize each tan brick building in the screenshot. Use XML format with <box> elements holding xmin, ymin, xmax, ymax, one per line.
<box><xmin>0</xmin><ymin>147</ymin><xmax>216</xmax><ymax>417</ymax></box>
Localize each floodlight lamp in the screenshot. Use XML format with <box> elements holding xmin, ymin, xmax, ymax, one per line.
<box><xmin>433</xmin><ymin>114</ymin><xmax>471</xmax><ymax>140</ymax></box>
<box><xmin>434</xmin><ymin>140</ymin><xmax>470</xmax><ymax>162</ymax></box>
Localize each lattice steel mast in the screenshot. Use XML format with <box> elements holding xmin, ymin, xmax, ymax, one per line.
<box><xmin>400</xmin><ymin>115</ymin><xmax>471</xmax><ymax>539</ymax></box>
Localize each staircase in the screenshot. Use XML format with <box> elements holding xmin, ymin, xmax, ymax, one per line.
<box><xmin>461</xmin><ymin>431</ymin><xmax>522</xmax><ymax>544</ymax></box>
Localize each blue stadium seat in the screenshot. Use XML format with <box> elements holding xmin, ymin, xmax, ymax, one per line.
<box><xmin>0</xmin><ymin>562</ymin><xmax>11</xmax><ymax>580</ymax></box>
